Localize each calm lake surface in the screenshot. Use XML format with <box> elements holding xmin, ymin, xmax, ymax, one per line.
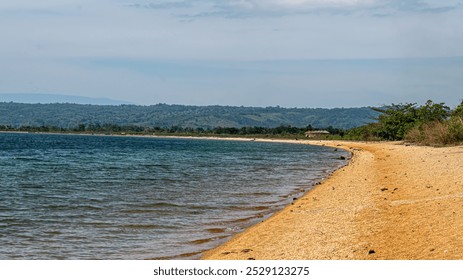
<box><xmin>0</xmin><ymin>133</ymin><xmax>348</xmax><ymax>259</ymax></box>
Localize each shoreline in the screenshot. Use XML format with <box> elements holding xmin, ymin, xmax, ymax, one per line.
<box><xmin>4</xmin><ymin>131</ymin><xmax>462</xmax><ymax>259</ymax></box>
<box><xmin>202</xmin><ymin>140</ymin><xmax>463</xmax><ymax>260</ymax></box>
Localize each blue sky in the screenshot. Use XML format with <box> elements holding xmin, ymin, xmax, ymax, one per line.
<box><xmin>1</xmin><ymin>0</ymin><xmax>463</xmax><ymax>108</ymax></box>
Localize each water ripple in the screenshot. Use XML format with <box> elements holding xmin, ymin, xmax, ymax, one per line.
<box><xmin>0</xmin><ymin>133</ymin><xmax>349</xmax><ymax>259</ymax></box>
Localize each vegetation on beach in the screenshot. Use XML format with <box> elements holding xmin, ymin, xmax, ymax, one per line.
<box><xmin>346</xmin><ymin>100</ymin><xmax>463</xmax><ymax>145</ymax></box>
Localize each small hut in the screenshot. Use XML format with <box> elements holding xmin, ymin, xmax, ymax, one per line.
<box><xmin>305</xmin><ymin>130</ymin><xmax>330</xmax><ymax>138</ymax></box>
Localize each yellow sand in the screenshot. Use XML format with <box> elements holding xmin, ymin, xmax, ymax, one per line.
<box><xmin>202</xmin><ymin>140</ymin><xmax>463</xmax><ymax>260</ymax></box>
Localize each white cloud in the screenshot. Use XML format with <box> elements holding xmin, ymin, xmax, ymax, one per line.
<box><xmin>255</xmin><ymin>0</ymin><xmax>374</xmax><ymax>7</ymax></box>
<box><xmin>126</xmin><ymin>0</ymin><xmax>462</xmax><ymax>17</ymax></box>
<box><xmin>216</xmin><ymin>0</ymin><xmax>375</xmax><ymax>13</ymax></box>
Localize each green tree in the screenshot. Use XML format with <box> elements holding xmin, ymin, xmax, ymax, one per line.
<box><xmin>416</xmin><ymin>100</ymin><xmax>450</xmax><ymax>123</ymax></box>
<box><xmin>373</xmin><ymin>103</ymin><xmax>419</xmax><ymax>140</ymax></box>
<box><xmin>451</xmin><ymin>100</ymin><xmax>463</xmax><ymax>118</ymax></box>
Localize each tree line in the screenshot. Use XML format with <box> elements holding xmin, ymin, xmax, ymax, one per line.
<box><xmin>0</xmin><ymin>123</ymin><xmax>343</xmax><ymax>138</ymax></box>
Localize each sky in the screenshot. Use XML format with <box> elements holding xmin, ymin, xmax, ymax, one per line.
<box><xmin>1</xmin><ymin>0</ymin><xmax>463</xmax><ymax>108</ymax></box>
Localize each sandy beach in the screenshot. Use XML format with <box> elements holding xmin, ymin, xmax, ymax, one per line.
<box><xmin>202</xmin><ymin>140</ymin><xmax>463</xmax><ymax>260</ymax></box>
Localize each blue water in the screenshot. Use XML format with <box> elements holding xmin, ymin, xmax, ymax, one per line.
<box><xmin>0</xmin><ymin>133</ymin><xmax>349</xmax><ymax>259</ymax></box>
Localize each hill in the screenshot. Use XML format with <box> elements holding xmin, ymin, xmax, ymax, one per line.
<box><xmin>0</xmin><ymin>103</ymin><xmax>378</xmax><ymax>129</ymax></box>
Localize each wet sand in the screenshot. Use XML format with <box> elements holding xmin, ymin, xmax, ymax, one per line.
<box><xmin>202</xmin><ymin>140</ymin><xmax>463</xmax><ymax>260</ymax></box>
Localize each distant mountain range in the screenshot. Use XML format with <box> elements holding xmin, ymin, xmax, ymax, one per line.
<box><xmin>0</xmin><ymin>101</ymin><xmax>379</xmax><ymax>130</ymax></box>
<box><xmin>0</xmin><ymin>93</ymin><xmax>130</xmax><ymax>105</ymax></box>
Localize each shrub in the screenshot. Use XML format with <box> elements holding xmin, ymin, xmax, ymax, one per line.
<box><xmin>405</xmin><ymin>118</ymin><xmax>463</xmax><ymax>146</ymax></box>
<box><xmin>422</xmin><ymin>121</ymin><xmax>453</xmax><ymax>146</ymax></box>
<box><xmin>405</xmin><ymin>121</ymin><xmax>449</xmax><ymax>146</ymax></box>
<box><xmin>448</xmin><ymin>117</ymin><xmax>463</xmax><ymax>142</ymax></box>
<box><xmin>404</xmin><ymin>126</ymin><xmax>424</xmax><ymax>144</ymax></box>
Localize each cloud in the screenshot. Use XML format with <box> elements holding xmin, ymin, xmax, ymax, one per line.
<box><xmin>126</xmin><ymin>0</ymin><xmax>463</xmax><ymax>18</ymax></box>
<box><xmin>123</xmin><ymin>0</ymin><xmax>379</xmax><ymax>20</ymax></box>
<box><xmin>126</xmin><ymin>0</ymin><xmax>193</xmax><ymax>10</ymax></box>
<box><xmin>371</xmin><ymin>0</ymin><xmax>462</xmax><ymax>16</ymax></box>
<box><xmin>215</xmin><ymin>0</ymin><xmax>375</xmax><ymax>14</ymax></box>
<box><xmin>237</xmin><ymin>0</ymin><xmax>374</xmax><ymax>8</ymax></box>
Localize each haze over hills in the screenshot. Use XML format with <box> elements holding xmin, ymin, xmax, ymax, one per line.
<box><xmin>0</xmin><ymin>101</ymin><xmax>379</xmax><ymax>130</ymax></box>
<box><xmin>0</xmin><ymin>93</ymin><xmax>130</xmax><ymax>106</ymax></box>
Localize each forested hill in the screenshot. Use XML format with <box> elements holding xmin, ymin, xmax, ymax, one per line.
<box><xmin>0</xmin><ymin>102</ymin><xmax>378</xmax><ymax>129</ymax></box>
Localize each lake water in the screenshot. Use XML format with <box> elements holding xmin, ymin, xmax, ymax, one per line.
<box><xmin>0</xmin><ymin>133</ymin><xmax>349</xmax><ymax>259</ymax></box>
